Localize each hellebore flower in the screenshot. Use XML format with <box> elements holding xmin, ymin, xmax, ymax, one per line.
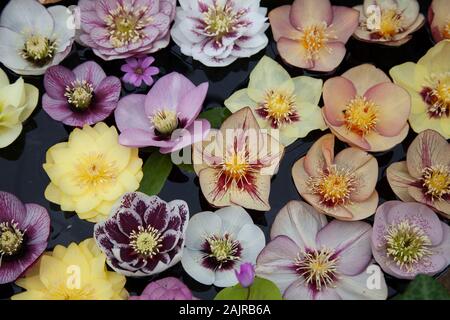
<box><xmin>256</xmin><ymin>201</ymin><xmax>388</xmax><ymax>300</ymax></box>
<box><xmin>387</xmin><ymin>130</ymin><xmax>450</xmax><ymax>218</ymax></box>
<box><xmin>129</xmin><ymin>277</ymin><xmax>197</xmax><ymax>300</ymax></box>
<box><xmin>389</xmin><ymin>40</ymin><xmax>450</xmax><ymax>139</ymax></box>
<box><xmin>0</xmin><ymin>68</ymin><xmax>38</xmax><ymax>148</ymax></box>
<box><xmin>12</xmin><ymin>238</ymin><xmax>128</xmax><ymax>300</ymax></box>
<box><xmin>182</xmin><ymin>206</ymin><xmax>265</xmax><ymax>287</ymax></box>
<box><xmin>193</xmin><ymin>107</ymin><xmax>284</xmax><ymax>211</ymax></box>
<box><xmin>94</xmin><ymin>192</ymin><xmax>189</xmax><ymax>277</ymax></box>
<box><xmin>292</xmin><ymin>134</ymin><xmax>379</xmax><ymax>221</ymax></box>
<box><xmin>43</xmin><ymin>122</ymin><xmax>143</xmax><ymax>223</ymax></box>
<box><xmin>78</xmin><ymin>0</ymin><xmax>176</xmax><ymax>60</ymax></box>
<box><xmin>171</xmin><ymin>0</ymin><xmax>269</xmax><ymax>67</ymax></box>
<box><xmin>235</xmin><ymin>262</ymin><xmax>255</xmax><ymax>288</ymax></box>
<box><xmin>322</xmin><ymin>64</ymin><xmax>411</xmax><ymax>152</ymax></box>
<box><xmin>372</xmin><ymin>201</ymin><xmax>450</xmax><ymax>280</ymax></box>
<box><xmin>269</xmin><ymin>0</ymin><xmax>359</xmax><ymax>72</ymax></box>
<box><xmin>428</xmin><ymin>0</ymin><xmax>450</xmax><ymax>43</ymax></box>
<box><xmin>225</xmin><ymin>56</ymin><xmax>326</xmax><ymax>146</ymax></box>
<box><xmin>121</xmin><ymin>56</ymin><xmax>159</xmax><ymax>87</ymax></box>
<box><xmin>0</xmin><ymin>192</ymin><xmax>50</xmax><ymax>284</ymax></box>
<box><xmin>115</xmin><ymin>72</ymin><xmax>210</xmax><ymax>154</ymax></box>
<box><xmin>43</xmin><ymin>61</ymin><xmax>121</xmax><ymax>127</ymax></box>
<box><xmin>353</xmin><ymin>0</ymin><xmax>425</xmax><ymax>46</ymax></box>
<box><xmin>0</xmin><ymin>0</ymin><xmax>75</xmax><ymax>75</ymax></box>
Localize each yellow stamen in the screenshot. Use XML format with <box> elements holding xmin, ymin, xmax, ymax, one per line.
<box><xmin>422</xmin><ymin>165</ymin><xmax>450</xmax><ymax>200</ymax></box>
<box><xmin>203</xmin><ymin>3</ymin><xmax>242</xmax><ymax>42</ymax></box>
<box><xmin>65</xmin><ymin>80</ymin><xmax>94</xmax><ymax>111</ymax></box>
<box><xmin>205</xmin><ymin>234</ymin><xmax>240</xmax><ymax>268</ymax></box>
<box><xmin>74</xmin><ymin>153</ymin><xmax>117</xmax><ymax>188</ymax></box>
<box><xmin>0</xmin><ymin>220</ymin><xmax>24</xmax><ymax>259</ymax></box>
<box><xmin>20</xmin><ymin>34</ymin><xmax>57</xmax><ymax>66</ymax></box>
<box><xmin>300</xmin><ymin>22</ymin><xmax>336</xmax><ymax>61</ymax></box>
<box><xmin>344</xmin><ymin>96</ymin><xmax>378</xmax><ymax>136</ymax></box>
<box><xmin>129</xmin><ymin>225</ymin><xmax>162</xmax><ymax>257</ymax></box>
<box><xmin>376</xmin><ymin>9</ymin><xmax>404</xmax><ymax>39</ymax></box>
<box><xmin>256</xmin><ymin>90</ymin><xmax>298</xmax><ymax>128</ymax></box>
<box><xmin>151</xmin><ymin>110</ymin><xmax>179</xmax><ymax>135</ymax></box>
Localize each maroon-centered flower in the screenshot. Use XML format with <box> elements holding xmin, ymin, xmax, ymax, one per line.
<box><xmin>0</xmin><ymin>191</ymin><xmax>50</xmax><ymax>284</ymax></box>
<box><xmin>94</xmin><ymin>192</ymin><xmax>189</xmax><ymax>277</ymax></box>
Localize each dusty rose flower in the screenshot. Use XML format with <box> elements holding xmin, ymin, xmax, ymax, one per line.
<box><xmin>322</xmin><ymin>64</ymin><xmax>411</xmax><ymax>152</ymax></box>
<box><xmin>428</xmin><ymin>0</ymin><xmax>450</xmax><ymax>42</ymax></box>
<box><xmin>269</xmin><ymin>0</ymin><xmax>359</xmax><ymax>72</ymax></box>
<box><xmin>387</xmin><ymin>130</ymin><xmax>450</xmax><ymax>218</ymax></box>
<box><xmin>129</xmin><ymin>277</ymin><xmax>197</xmax><ymax>300</ymax></box>
<box><xmin>292</xmin><ymin>133</ymin><xmax>379</xmax><ymax>221</ymax></box>
<box><xmin>372</xmin><ymin>201</ymin><xmax>450</xmax><ymax>279</ymax></box>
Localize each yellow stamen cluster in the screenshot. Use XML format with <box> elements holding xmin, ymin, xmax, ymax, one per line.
<box><xmin>344</xmin><ymin>96</ymin><xmax>379</xmax><ymax>136</ymax></box>
<box><xmin>376</xmin><ymin>9</ymin><xmax>404</xmax><ymax>39</ymax></box>
<box><xmin>151</xmin><ymin>110</ymin><xmax>179</xmax><ymax>135</ymax></box>
<box><xmin>21</xmin><ymin>34</ymin><xmax>57</xmax><ymax>66</ymax></box>
<box><xmin>300</xmin><ymin>22</ymin><xmax>336</xmax><ymax>61</ymax></box>
<box><xmin>258</xmin><ymin>90</ymin><xmax>297</xmax><ymax>128</ymax></box>
<box><xmin>426</xmin><ymin>73</ymin><xmax>450</xmax><ymax>118</ymax></box>
<box><xmin>203</xmin><ymin>3</ymin><xmax>242</xmax><ymax>42</ymax></box>
<box><xmin>129</xmin><ymin>225</ymin><xmax>163</xmax><ymax>257</ymax></box>
<box><xmin>443</xmin><ymin>20</ymin><xmax>450</xmax><ymax>39</ymax></box>
<box><xmin>205</xmin><ymin>234</ymin><xmax>240</xmax><ymax>268</ymax></box>
<box><xmin>0</xmin><ymin>220</ymin><xmax>24</xmax><ymax>260</ymax></box>
<box><xmin>65</xmin><ymin>80</ymin><xmax>94</xmax><ymax>111</ymax></box>
<box><xmin>74</xmin><ymin>153</ymin><xmax>118</xmax><ymax>189</ymax></box>
<box><xmin>422</xmin><ymin>165</ymin><xmax>450</xmax><ymax>201</ymax></box>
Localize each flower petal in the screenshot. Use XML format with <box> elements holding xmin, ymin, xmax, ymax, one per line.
<box><xmin>114</xmin><ymin>94</ymin><xmax>149</xmax><ymax>132</ymax></box>
<box><xmin>269</xmin><ymin>5</ymin><xmax>303</xmax><ymax>41</ymax></box>
<box><xmin>330</xmin><ymin>6</ymin><xmax>359</xmax><ymax>43</ymax></box>
<box><xmin>73</xmin><ymin>61</ymin><xmax>107</xmax><ymax>89</ymax></box>
<box><xmin>290</xmin><ymin>0</ymin><xmax>333</xmax><ymax>29</ymax></box>
<box><xmin>343</xmin><ymin>64</ymin><xmax>391</xmax><ymax>96</ymax></box>
<box><xmin>323</xmin><ymin>76</ymin><xmax>356</xmax><ymax>126</ymax></box>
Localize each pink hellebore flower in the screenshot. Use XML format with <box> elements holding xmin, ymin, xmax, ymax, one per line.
<box><xmin>269</xmin><ymin>0</ymin><xmax>359</xmax><ymax>72</ymax></box>
<box><xmin>129</xmin><ymin>277</ymin><xmax>197</xmax><ymax>300</ymax></box>
<box><xmin>428</xmin><ymin>0</ymin><xmax>450</xmax><ymax>43</ymax></box>
<box><xmin>121</xmin><ymin>56</ymin><xmax>159</xmax><ymax>87</ymax></box>
<box><xmin>235</xmin><ymin>262</ymin><xmax>256</xmax><ymax>288</ymax></box>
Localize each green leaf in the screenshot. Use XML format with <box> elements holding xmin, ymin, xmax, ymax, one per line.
<box><xmin>199</xmin><ymin>107</ymin><xmax>232</xmax><ymax>129</ymax></box>
<box><xmin>176</xmin><ymin>163</ymin><xmax>195</xmax><ymax>173</ymax></box>
<box><xmin>138</xmin><ymin>152</ymin><xmax>173</xmax><ymax>196</ymax></box>
<box><xmin>394</xmin><ymin>275</ymin><xmax>450</xmax><ymax>300</ymax></box>
<box><xmin>214</xmin><ymin>277</ymin><xmax>283</xmax><ymax>300</ymax></box>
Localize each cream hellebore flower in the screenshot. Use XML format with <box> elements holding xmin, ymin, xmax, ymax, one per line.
<box><xmin>225</xmin><ymin>56</ymin><xmax>326</xmax><ymax>146</ymax></box>
<box><xmin>390</xmin><ymin>40</ymin><xmax>450</xmax><ymax>139</ymax></box>
<box><xmin>0</xmin><ymin>68</ymin><xmax>38</xmax><ymax>148</ymax></box>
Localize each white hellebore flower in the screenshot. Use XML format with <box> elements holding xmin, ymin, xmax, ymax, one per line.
<box><xmin>0</xmin><ymin>0</ymin><xmax>75</xmax><ymax>75</ymax></box>
<box><xmin>171</xmin><ymin>0</ymin><xmax>269</xmax><ymax>67</ymax></box>
<box><xmin>181</xmin><ymin>206</ymin><xmax>265</xmax><ymax>287</ymax></box>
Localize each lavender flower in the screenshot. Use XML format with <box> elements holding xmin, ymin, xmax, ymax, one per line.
<box><xmin>235</xmin><ymin>262</ymin><xmax>255</xmax><ymax>288</ymax></box>
<box><xmin>129</xmin><ymin>277</ymin><xmax>197</xmax><ymax>300</ymax></box>
<box><xmin>121</xmin><ymin>56</ymin><xmax>159</xmax><ymax>87</ymax></box>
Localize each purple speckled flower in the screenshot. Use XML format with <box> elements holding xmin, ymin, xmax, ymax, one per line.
<box><xmin>121</xmin><ymin>56</ymin><xmax>159</xmax><ymax>87</ymax></box>
<box><xmin>0</xmin><ymin>191</ymin><xmax>50</xmax><ymax>284</ymax></box>
<box><xmin>129</xmin><ymin>277</ymin><xmax>198</xmax><ymax>300</ymax></box>
<box><xmin>372</xmin><ymin>201</ymin><xmax>450</xmax><ymax>280</ymax></box>
<box><xmin>235</xmin><ymin>262</ymin><xmax>255</xmax><ymax>288</ymax></box>
<box><xmin>94</xmin><ymin>192</ymin><xmax>189</xmax><ymax>277</ymax></box>
<box><xmin>43</xmin><ymin>61</ymin><xmax>121</xmax><ymax>127</ymax></box>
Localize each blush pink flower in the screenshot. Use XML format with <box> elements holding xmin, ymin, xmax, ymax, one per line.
<box><xmin>292</xmin><ymin>134</ymin><xmax>379</xmax><ymax>221</ymax></box>
<box><xmin>428</xmin><ymin>0</ymin><xmax>450</xmax><ymax>43</ymax></box>
<box><xmin>269</xmin><ymin>0</ymin><xmax>359</xmax><ymax>72</ymax></box>
<box><xmin>322</xmin><ymin>64</ymin><xmax>411</xmax><ymax>152</ymax></box>
<box><xmin>121</xmin><ymin>56</ymin><xmax>159</xmax><ymax>87</ymax></box>
<box><xmin>129</xmin><ymin>277</ymin><xmax>197</xmax><ymax>300</ymax></box>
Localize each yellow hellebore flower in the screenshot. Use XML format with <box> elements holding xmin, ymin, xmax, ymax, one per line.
<box><xmin>43</xmin><ymin>122</ymin><xmax>143</xmax><ymax>223</ymax></box>
<box><xmin>390</xmin><ymin>40</ymin><xmax>450</xmax><ymax>139</ymax></box>
<box><xmin>225</xmin><ymin>56</ymin><xmax>326</xmax><ymax>146</ymax></box>
<box><xmin>0</xmin><ymin>68</ymin><xmax>38</xmax><ymax>148</ymax></box>
<box><xmin>12</xmin><ymin>238</ymin><xmax>128</xmax><ymax>300</ymax></box>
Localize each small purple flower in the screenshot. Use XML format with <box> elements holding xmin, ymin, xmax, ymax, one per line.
<box><xmin>121</xmin><ymin>56</ymin><xmax>159</xmax><ymax>87</ymax></box>
<box><xmin>114</xmin><ymin>72</ymin><xmax>211</xmax><ymax>154</ymax></box>
<box><xmin>0</xmin><ymin>191</ymin><xmax>50</xmax><ymax>284</ymax></box>
<box><xmin>235</xmin><ymin>263</ymin><xmax>255</xmax><ymax>288</ymax></box>
<box><xmin>129</xmin><ymin>277</ymin><xmax>197</xmax><ymax>300</ymax></box>
<box><xmin>94</xmin><ymin>192</ymin><xmax>189</xmax><ymax>277</ymax></box>
<box><xmin>43</xmin><ymin>61</ymin><xmax>121</xmax><ymax>127</ymax></box>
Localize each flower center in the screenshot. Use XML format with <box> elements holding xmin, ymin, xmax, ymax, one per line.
<box><xmin>300</xmin><ymin>22</ymin><xmax>335</xmax><ymax>61</ymax></box>
<box><xmin>308</xmin><ymin>165</ymin><xmax>356</xmax><ymax>207</ymax></box>
<box><xmin>385</xmin><ymin>220</ymin><xmax>432</xmax><ymax>272</ymax></box>
<box><xmin>65</xmin><ymin>80</ymin><xmax>94</xmax><ymax>111</ymax></box>
<box><xmin>202</xmin><ymin>234</ymin><xmax>241</xmax><ymax>270</ymax></box>
<box><xmin>343</xmin><ymin>96</ymin><xmax>378</xmax><ymax>136</ymax></box>
<box><xmin>0</xmin><ymin>220</ymin><xmax>24</xmax><ymax>259</ymax></box>
<box><xmin>372</xmin><ymin>9</ymin><xmax>404</xmax><ymax>39</ymax></box>
<box><xmin>444</xmin><ymin>20</ymin><xmax>450</xmax><ymax>39</ymax></box>
<box><xmin>223</xmin><ymin>149</ymin><xmax>251</xmax><ymax>182</ymax></box>
<box><xmin>74</xmin><ymin>153</ymin><xmax>118</xmax><ymax>189</ymax></box>
<box><xmin>129</xmin><ymin>225</ymin><xmax>163</xmax><ymax>257</ymax></box>
<box><xmin>255</xmin><ymin>90</ymin><xmax>299</xmax><ymax>129</ymax></box>
<box><xmin>295</xmin><ymin>247</ymin><xmax>339</xmax><ymax>291</ymax></box>
<box><xmin>422</xmin><ymin>165</ymin><xmax>450</xmax><ymax>201</ymax></box>
<box><xmin>21</xmin><ymin>34</ymin><xmax>57</xmax><ymax>67</ymax></box>
<box><xmin>151</xmin><ymin>110</ymin><xmax>179</xmax><ymax>136</ymax></box>
<box><xmin>203</xmin><ymin>3</ymin><xmax>242</xmax><ymax>41</ymax></box>
<box><xmin>421</xmin><ymin>73</ymin><xmax>450</xmax><ymax>118</ymax></box>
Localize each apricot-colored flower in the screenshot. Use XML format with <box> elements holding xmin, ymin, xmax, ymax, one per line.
<box><xmin>292</xmin><ymin>134</ymin><xmax>379</xmax><ymax>221</ymax></box>
<box><xmin>387</xmin><ymin>130</ymin><xmax>450</xmax><ymax>218</ymax></box>
<box><xmin>322</xmin><ymin>64</ymin><xmax>411</xmax><ymax>152</ymax></box>
<box><xmin>428</xmin><ymin>0</ymin><xmax>450</xmax><ymax>43</ymax></box>
<box><xmin>390</xmin><ymin>40</ymin><xmax>450</xmax><ymax>139</ymax></box>
<box><xmin>269</xmin><ymin>0</ymin><xmax>359</xmax><ymax>72</ymax></box>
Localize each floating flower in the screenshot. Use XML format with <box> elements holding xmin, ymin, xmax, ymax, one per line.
<box><xmin>387</xmin><ymin>130</ymin><xmax>450</xmax><ymax>218</ymax></box>
<box><xmin>0</xmin><ymin>68</ymin><xmax>38</xmax><ymax>148</ymax></box>
<box><xmin>353</xmin><ymin>0</ymin><xmax>425</xmax><ymax>46</ymax></box>
<box><xmin>428</xmin><ymin>0</ymin><xmax>450</xmax><ymax>43</ymax></box>
<box><xmin>171</xmin><ymin>0</ymin><xmax>269</xmax><ymax>67</ymax></box>
<box><xmin>115</xmin><ymin>72</ymin><xmax>210</xmax><ymax>154</ymax></box>
<box><xmin>269</xmin><ymin>0</ymin><xmax>359</xmax><ymax>72</ymax></box>
<box><xmin>94</xmin><ymin>192</ymin><xmax>189</xmax><ymax>277</ymax></box>
<box><xmin>193</xmin><ymin>107</ymin><xmax>284</xmax><ymax>211</ymax></box>
<box><xmin>0</xmin><ymin>192</ymin><xmax>50</xmax><ymax>284</ymax></box>
<box><xmin>43</xmin><ymin>122</ymin><xmax>143</xmax><ymax>223</ymax></box>
<box><xmin>389</xmin><ymin>40</ymin><xmax>450</xmax><ymax>139</ymax></box>
<box><xmin>257</xmin><ymin>201</ymin><xmax>387</xmax><ymax>300</ymax></box>
<box><xmin>12</xmin><ymin>238</ymin><xmax>128</xmax><ymax>300</ymax></box>
<box><xmin>182</xmin><ymin>206</ymin><xmax>265</xmax><ymax>287</ymax></box>
<box><xmin>372</xmin><ymin>201</ymin><xmax>450</xmax><ymax>280</ymax></box>
<box><xmin>292</xmin><ymin>134</ymin><xmax>379</xmax><ymax>221</ymax></box>
<box><xmin>322</xmin><ymin>64</ymin><xmax>411</xmax><ymax>152</ymax></box>
<box><xmin>235</xmin><ymin>262</ymin><xmax>256</xmax><ymax>288</ymax></box>
<box><xmin>78</xmin><ymin>0</ymin><xmax>176</xmax><ymax>60</ymax></box>
<box><xmin>43</xmin><ymin>61</ymin><xmax>121</xmax><ymax>127</ymax></box>
<box><xmin>129</xmin><ymin>277</ymin><xmax>197</xmax><ymax>300</ymax></box>
<box><xmin>121</xmin><ymin>56</ymin><xmax>159</xmax><ymax>87</ymax></box>
<box><xmin>225</xmin><ymin>56</ymin><xmax>326</xmax><ymax>146</ymax></box>
<box><xmin>0</xmin><ymin>0</ymin><xmax>75</xmax><ymax>75</ymax></box>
